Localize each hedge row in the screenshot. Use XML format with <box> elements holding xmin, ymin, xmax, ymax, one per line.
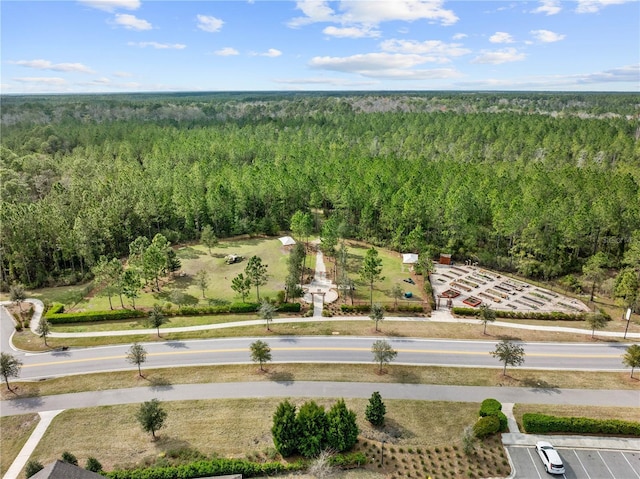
<box><xmin>278</xmin><ymin>302</ymin><xmax>302</xmax><ymax>313</ymax></box>
<box><xmin>45</xmin><ymin>307</ymin><xmax>146</xmax><ymax>324</ymax></box>
<box><xmin>523</xmin><ymin>413</ymin><xmax>640</xmax><ymax>436</ymax></box>
<box><xmin>106</xmin><ymin>458</ymin><xmax>301</xmax><ymax>479</ymax></box>
<box><xmin>340</xmin><ymin>304</ymin><xmax>371</xmax><ymax>313</ymax></box>
<box><xmin>474</xmin><ymin>398</ymin><xmax>508</xmax><ymax>438</ymax></box>
<box><xmin>452</xmin><ymin>307</ymin><xmax>589</xmax><ymax>321</ymax></box>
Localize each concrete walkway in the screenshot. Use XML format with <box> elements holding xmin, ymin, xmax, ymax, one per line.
<box><xmin>302</xmin><ymin>247</ymin><xmax>338</xmax><ymax>317</ymax></box>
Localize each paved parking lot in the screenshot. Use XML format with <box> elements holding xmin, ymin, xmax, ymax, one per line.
<box><xmin>507</xmin><ymin>446</ymin><xmax>640</xmax><ymax>478</ymax></box>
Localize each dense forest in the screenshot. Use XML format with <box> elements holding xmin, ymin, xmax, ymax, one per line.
<box><xmin>1</xmin><ymin>92</ymin><xmax>639</xmax><ymax>291</ymax></box>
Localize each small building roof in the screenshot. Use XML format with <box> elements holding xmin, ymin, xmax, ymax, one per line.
<box><xmin>279</xmin><ymin>236</ymin><xmax>296</xmax><ymax>246</ymax></box>
<box><xmin>402</xmin><ymin>253</ymin><xmax>419</xmax><ymax>264</ymax></box>
<box><xmin>30</xmin><ymin>461</ymin><xmax>105</xmax><ymax>479</ymax></box>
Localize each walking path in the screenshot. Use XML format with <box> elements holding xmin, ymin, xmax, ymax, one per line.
<box><xmin>302</xmin><ymin>246</ymin><xmax>338</xmax><ymax>317</ymax></box>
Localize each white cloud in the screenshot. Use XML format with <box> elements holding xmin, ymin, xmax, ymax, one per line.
<box><xmin>114</xmin><ymin>13</ymin><xmax>152</xmax><ymax>30</ymax></box>
<box><xmin>323</xmin><ymin>26</ymin><xmax>380</xmax><ymax>38</ymax></box>
<box><xmin>289</xmin><ymin>0</ymin><xmax>458</xmax><ymax>28</ymax></box>
<box><xmin>380</xmin><ymin>39</ymin><xmax>470</xmax><ymax>59</ymax></box>
<box><xmin>575</xmin><ymin>0</ymin><xmax>633</xmax><ymax>13</ymax></box>
<box><xmin>11</xmin><ymin>59</ymin><xmax>95</xmax><ymax>73</ymax></box>
<box><xmin>576</xmin><ymin>64</ymin><xmax>640</xmax><ymax>83</ymax></box>
<box><xmin>13</xmin><ymin>77</ymin><xmax>68</xmax><ymax>85</ymax></box>
<box><xmin>471</xmin><ymin>48</ymin><xmax>526</xmax><ymax>64</ymax></box>
<box><xmin>532</xmin><ymin>0</ymin><xmax>562</xmax><ymax>15</ymax></box>
<box><xmin>128</xmin><ymin>41</ymin><xmax>186</xmax><ymax>49</ymax></box>
<box><xmin>530</xmin><ymin>29</ymin><xmax>566</xmax><ymax>43</ymax></box>
<box><xmin>273</xmin><ymin>77</ymin><xmax>377</xmax><ymax>87</ymax></box>
<box><xmin>453</xmin><ymin>33</ymin><xmax>467</xmax><ymax>40</ymax></box>
<box><xmin>489</xmin><ymin>32</ymin><xmax>515</xmax><ymax>43</ymax></box>
<box><xmin>215</xmin><ymin>47</ymin><xmax>239</xmax><ymax>56</ymax></box>
<box><xmin>308</xmin><ymin>52</ymin><xmax>461</xmax><ymax>80</ymax></box>
<box><xmin>250</xmin><ymin>48</ymin><xmax>283</xmax><ymax>57</ymax></box>
<box><xmin>197</xmin><ymin>14</ymin><xmax>224</xmax><ymax>32</ymax></box>
<box><xmin>113</xmin><ymin>71</ymin><xmax>133</xmax><ymax>77</ymax></box>
<box><xmin>78</xmin><ymin>0</ymin><xmax>140</xmax><ymax>12</ymax></box>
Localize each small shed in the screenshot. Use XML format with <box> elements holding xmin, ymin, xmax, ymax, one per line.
<box><xmin>279</xmin><ymin>236</ymin><xmax>296</xmax><ymax>246</ymax></box>
<box><xmin>439</xmin><ymin>253</ymin><xmax>452</xmax><ymax>265</ymax></box>
<box><xmin>402</xmin><ymin>253</ymin><xmax>419</xmax><ymax>264</ymax></box>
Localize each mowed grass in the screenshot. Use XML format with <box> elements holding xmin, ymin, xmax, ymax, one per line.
<box><xmin>0</xmin><ymin>414</ymin><xmax>39</xmax><ymax>477</ymax></box>
<box><xmin>2</xmin><ymin>362</ymin><xmax>637</xmax><ymax>402</ymax></box>
<box><xmin>25</xmin><ymin>398</ymin><xmax>480</xmax><ymax>474</ymax></box>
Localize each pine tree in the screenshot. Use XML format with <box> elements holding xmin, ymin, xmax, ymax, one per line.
<box><xmin>326</xmin><ymin>399</ymin><xmax>359</xmax><ymax>452</ymax></box>
<box><xmin>271</xmin><ymin>400</ymin><xmax>299</xmax><ymax>457</ymax></box>
<box><xmin>365</xmin><ymin>391</ymin><xmax>386</xmax><ymax>426</ymax></box>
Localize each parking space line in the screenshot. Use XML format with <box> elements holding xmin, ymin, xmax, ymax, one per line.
<box><xmin>573</xmin><ymin>450</ymin><xmax>591</xmax><ymax>479</ymax></box>
<box><xmin>526</xmin><ymin>448</ymin><xmax>543</xmax><ymax>479</ymax></box>
<box><xmin>622</xmin><ymin>452</ymin><xmax>640</xmax><ymax>479</ymax></box>
<box><xmin>596</xmin><ymin>450</ymin><xmax>616</xmax><ymax>478</ymax></box>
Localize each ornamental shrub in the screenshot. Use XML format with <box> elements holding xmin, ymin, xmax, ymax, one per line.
<box><xmin>365</xmin><ymin>391</ymin><xmax>386</xmax><ymax>426</ymax></box>
<box><xmin>296</xmin><ymin>400</ymin><xmax>328</xmax><ymax>458</ymax></box>
<box><xmin>479</xmin><ymin>398</ymin><xmax>502</xmax><ymax>417</ymax></box>
<box><xmin>272</xmin><ymin>400</ymin><xmax>299</xmax><ymax>457</ymax></box>
<box><xmin>473</xmin><ymin>415</ymin><xmax>500</xmax><ymax>438</ymax></box>
<box><xmin>326</xmin><ymin>399</ymin><xmax>359</xmax><ymax>452</ymax></box>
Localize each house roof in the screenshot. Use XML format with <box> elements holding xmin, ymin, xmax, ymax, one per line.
<box><xmin>279</xmin><ymin>236</ymin><xmax>296</xmax><ymax>246</ymax></box>
<box><xmin>30</xmin><ymin>461</ymin><xmax>105</xmax><ymax>479</ymax></box>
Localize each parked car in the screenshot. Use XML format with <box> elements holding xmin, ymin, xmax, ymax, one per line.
<box><xmin>535</xmin><ymin>441</ymin><xmax>566</xmax><ymax>475</ymax></box>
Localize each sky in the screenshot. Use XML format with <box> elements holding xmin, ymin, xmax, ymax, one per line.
<box><xmin>1</xmin><ymin>0</ymin><xmax>639</xmax><ymax>93</ymax></box>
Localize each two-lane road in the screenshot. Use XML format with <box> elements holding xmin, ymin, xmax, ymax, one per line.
<box><xmin>11</xmin><ymin>336</ymin><xmax>631</xmax><ymax>380</ymax></box>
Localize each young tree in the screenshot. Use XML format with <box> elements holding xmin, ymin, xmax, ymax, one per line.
<box><xmin>369</xmin><ymin>303</ymin><xmax>385</xmax><ymax>332</ymax></box>
<box><xmin>200</xmin><ymin>225</ymin><xmax>218</xmax><ymax>254</ymax></box>
<box><xmin>326</xmin><ymin>398</ymin><xmax>359</xmax><ymax>452</ymax></box>
<box><xmin>136</xmin><ymin>398</ymin><xmax>167</xmax><ymax>440</ymax></box>
<box><xmin>360</xmin><ymin>247</ymin><xmax>383</xmax><ymax>306</ymax></box>
<box><xmin>272</xmin><ymin>400</ymin><xmax>299</xmax><ymax>457</ymax></box>
<box><xmin>165</xmin><ymin>248</ymin><xmax>181</xmax><ymax>277</ymax></box>
<box><xmin>259</xmin><ymin>300</ymin><xmax>277</xmax><ymax>331</ymax></box>
<box><xmin>585</xmin><ymin>311</ymin><xmax>608</xmax><ymax>339</ymax></box>
<box><xmin>365</xmin><ymin>391</ymin><xmax>386</xmax><ymax>426</ymax></box>
<box><xmin>622</xmin><ymin>344</ymin><xmax>640</xmax><ymax>379</ymax></box>
<box><xmin>491</xmin><ymin>339</ymin><xmax>525</xmax><ymax>376</ymax></box>
<box><xmin>85</xmin><ymin>457</ymin><xmax>102</xmax><ymax>473</ymax></box>
<box><xmin>391</xmin><ymin>284</ymin><xmax>404</xmax><ymax>311</ymax></box>
<box><xmin>92</xmin><ymin>256</ymin><xmax>118</xmax><ymax>310</ymax></box>
<box><xmin>36</xmin><ymin>317</ymin><xmax>51</xmax><ymax>346</ymax></box>
<box><xmin>122</xmin><ymin>269</ymin><xmax>142</xmax><ymax>309</ymax></box>
<box><xmin>372</xmin><ymin>339</ymin><xmax>397</xmax><ymax>374</ymax></box>
<box><xmin>126</xmin><ymin>342</ymin><xmax>147</xmax><ymax>377</ymax></box>
<box><xmin>195</xmin><ymin>269</ymin><xmax>208</xmax><ymax>298</ymax></box>
<box><xmin>61</xmin><ymin>451</ymin><xmax>78</xmax><ymax>466</ymax></box>
<box><xmin>245</xmin><ymin>255</ymin><xmax>268</xmax><ymax>301</ymax></box>
<box><xmin>614</xmin><ymin>268</ymin><xmax>639</xmax><ymax>309</ymax></box>
<box><xmin>582</xmin><ymin>252</ymin><xmax>607</xmax><ymax>302</ymax></box>
<box><xmin>479</xmin><ymin>303</ymin><xmax>496</xmax><ymax>335</ymax></box>
<box><xmin>296</xmin><ymin>400</ymin><xmax>328</xmax><ymax>458</ymax></box>
<box><xmin>9</xmin><ymin>283</ymin><xmax>26</xmax><ymax>311</ymax></box>
<box><xmin>147</xmin><ymin>304</ymin><xmax>169</xmax><ymax>337</ymax></box>
<box><xmin>231</xmin><ymin>273</ymin><xmax>251</xmax><ymax>302</ymax></box>
<box><xmin>250</xmin><ymin>339</ymin><xmax>272</xmax><ymax>371</ymax></box>
<box><xmin>0</xmin><ymin>352</ymin><xmax>23</xmax><ymax>392</ymax></box>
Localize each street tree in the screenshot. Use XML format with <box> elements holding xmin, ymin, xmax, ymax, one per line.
<box><xmin>36</xmin><ymin>317</ymin><xmax>51</xmax><ymax>346</ymax></box>
<box><xmin>259</xmin><ymin>300</ymin><xmax>277</xmax><ymax>331</ymax></box>
<box><xmin>369</xmin><ymin>303</ymin><xmax>384</xmax><ymax>332</ymax></box>
<box><xmin>371</xmin><ymin>339</ymin><xmax>397</xmax><ymax>374</ymax></box>
<box><xmin>582</xmin><ymin>252</ymin><xmax>607</xmax><ymax>302</ymax></box>
<box><xmin>250</xmin><ymin>340</ymin><xmax>272</xmax><ymax>371</ymax></box>
<box><xmin>231</xmin><ymin>273</ymin><xmax>251</xmax><ymax>302</ymax></box>
<box><xmin>126</xmin><ymin>342</ymin><xmax>147</xmax><ymax>377</ymax></box>
<box><xmin>0</xmin><ymin>352</ymin><xmax>23</xmax><ymax>392</ymax></box>
<box><xmin>245</xmin><ymin>255</ymin><xmax>268</xmax><ymax>301</ymax></box>
<box><xmin>9</xmin><ymin>283</ymin><xmax>26</xmax><ymax>311</ymax></box>
<box><xmin>136</xmin><ymin>398</ymin><xmax>168</xmax><ymax>440</ymax></box>
<box><xmin>365</xmin><ymin>391</ymin><xmax>386</xmax><ymax>426</ymax></box>
<box><xmin>147</xmin><ymin>304</ymin><xmax>169</xmax><ymax>337</ymax></box>
<box><xmin>360</xmin><ymin>247</ymin><xmax>383</xmax><ymax>306</ymax></box>
<box><xmin>195</xmin><ymin>269</ymin><xmax>208</xmax><ymax>298</ymax></box>
<box><xmin>622</xmin><ymin>344</ymin><xmax>640</xmax><ymax>379</ymax></box>
<box><xmin>585</xmin><ymin>311</ymin><xmax>608</xmax><ymax>339</ymax></box>
<box><xmin>479</xmin><ymin>303</ymin><xmax>497</xmax><ymax>335</ymax></box>
<box><xmin>490</xmin><ymin>339</ymin><xmax>525</xmax><ymax>376</ymax></box>
<box><xmin>201</xmin><ymin>225</ymin><xmax>218</xmax><ymax>254</ymax></box>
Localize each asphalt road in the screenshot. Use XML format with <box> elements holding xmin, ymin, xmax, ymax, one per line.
<box><xmin>5</xmin><ymin>335</ymin><xmax>632</xmax><ymax>380</ymax></box>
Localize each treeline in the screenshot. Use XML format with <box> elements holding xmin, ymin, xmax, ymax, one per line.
<box><xmin>1</xmin><ymin>92</ymin><xmax>639</xmax><ymax>288</ymax></box>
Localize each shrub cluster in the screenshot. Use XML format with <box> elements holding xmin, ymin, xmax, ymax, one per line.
<box><xmin>278</xmin><ymin>302</ymin><xmax>302</xmax><ymax>313</ymax></box>
<box><xmin>340</xmin><ymin>304</ymin><xmax>371</xmax><ymax>313</ymax></box>
<box><xmin>473</xmin><ymin>415</ymin><xmax>501</xmax><ymax>438</ymax></box>
<box><xmin>523</xmin><ymin>413</ymin><xmax>640</xmax><ymax>436</ymax></box>
<box><xmin>474</xmin><ymin>398</ymin><xmax>507</xmax><ymax>438</ymax></box>
<box><xmin>452</xmin><ymin>307</ymin><xmax>589</xmax><ymax>321</ymax></box>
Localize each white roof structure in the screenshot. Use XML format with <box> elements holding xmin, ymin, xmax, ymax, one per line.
<box><xmin>279</xmin><ymin>236</ymin><xmax>296</xmax><ymax>246</ymax></box>
<box><xmin>402</xmin><ymin>253</ymin><xmax>419</xmax><ymax>264</ymax></box>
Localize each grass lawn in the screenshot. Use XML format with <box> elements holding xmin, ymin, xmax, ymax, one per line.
<box><xmin>0</xmin><ymin>414</ymin><xmax>39</xmax><ymax>477</ymax></box>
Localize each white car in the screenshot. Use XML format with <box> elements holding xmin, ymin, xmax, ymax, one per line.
<box><xmin>535</xmin><ymin>441</ymin><xmax>566</xmax><ymax>475</ymax></box>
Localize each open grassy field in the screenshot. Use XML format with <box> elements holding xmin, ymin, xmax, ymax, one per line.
<box><xmin>0</xmin><ymin>414</ymin><xmax>39</xmax><ymax>477</ymax></box>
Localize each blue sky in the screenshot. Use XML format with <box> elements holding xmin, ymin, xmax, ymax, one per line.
<box><xmin>2</xmin><ymin>0</ymin><xmax>639</xmax><ymax>93</ymax></box>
